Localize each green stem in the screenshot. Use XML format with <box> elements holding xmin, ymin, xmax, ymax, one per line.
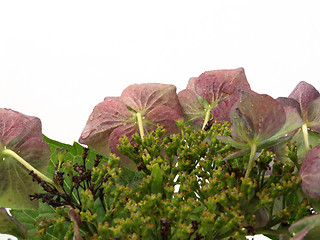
<box><xmin>136</xmin><ymin>112</ymin><xmax>144</xmax><ymax>139</ymax></box>
<box><xmin>302</xmin><ymin>123</ymin><xmax>310</xmax><ymax>151</ymax></box>
<box><xmin>244</xmin><ymin>143</ymin><xmax>257</xmax><ymax>181</ymax></box>
<box><xmin>1</xmin><ymin>148</ymin><xmax>64</xmax><ymax>193</ymax></box>
<box><xmin>202</xmin><ymin>109</ymin><xmax>212</xmax><ymax>130</ymax></box>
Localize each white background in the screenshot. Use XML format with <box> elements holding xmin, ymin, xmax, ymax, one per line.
<box><xmin>1</xmin><ymin>1</ymin><xmax>320</xmax><ymax>239</ymax></box>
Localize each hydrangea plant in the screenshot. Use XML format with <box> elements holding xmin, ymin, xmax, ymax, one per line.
<box><xmin>178</xmin><ymin>67</ymin><xmax>250</xmax><ymax>129</ymax></box>
<box><xmin>78</xmin><ymin>83</ymin><xmax>183</xmax><ymax>171</ymax></box>
<box><xmin>1</xmin><ymin>67</ymin><xmax>320</xmax><ymax>239</ymax></box>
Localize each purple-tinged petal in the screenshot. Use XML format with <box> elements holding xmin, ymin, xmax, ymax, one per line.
<box><xmin>266</xmin><ymin>97</ymin><xmax>304</xmax><ymax>142</ymax></box>
<box><xmin>178</xmin><ymin>68</ymin><xmax>250</xmax><ymax>128</ymax></box>
<box><xmin>231</xmin><ymin>91</ymin><xmax>286</xmax><ymax>144</ymax></box>
<box><xmin>253</xmin><ymin>207</ymin><xmax>269</xmax><ymax>228</ymax></box>
<box><xmin>121</xmin><ymin>83</ymin><xmax>183</xmax><ymax>116</ymax></box>
<box><xmin>178</xmin><ymin>89</ymin><xmax>204</xmax><ymax>126</ymax></box>
<box><xmin>79</xmin><ymin>131</ymin><xmax>112</xmax><ymax>157</ymax></box>
<box><xmin>307</xmin><ymin>97</ymin><xmax>320</xmax><ymax>133</ymax></box>
<box><xmin>276</xmin><ymin>97</ymin><xmax>301</xmax><ymax>117</ymax></box>
<box><xmin>186</xmin><ymin>77</ymin><xmax>197</xmax><ymax>90</ymax></box>
<box><xmin>121</xmin><ymin>83</ymin><xmax>184</xmax><ymax>130</ymax></box>
<box><xmin>289</xmin><ymin>214</ymin><xmax>320</xmax><ymax>240</ymax></box>
<box><xmin>107</xmin><ymin>105</ymin><xmax>182</xmax><ymax>171</ymax></box>
<box><xmin>0</xmin><ymin>109</ymin><xmax>50</xmax><ymax>209</ymax></box>
<box><xmin>145</xmin><ymin>105</ymin><xmax>182</xmax><ymax>134</ymax></box>
<box><xmin>277</xmin><ymin>96</ymin><xmax>320</xmax><ymax>156</ymax></box>
<box><xmin>291</xmin><ymin>228</ymin><xmax>310</xmax><ymax>240</ymax></box>
<box><xmin>211</xmin><ymin>91</ymin><xmax>239</xmax><ymax>123</ymax></box>
<box><xmin>108</xmin><ymin>124</ymin><xmax>138</xmax><ymax>171</ymax></box>
<box><xmin>79</xmin><ymin>98</ymin><xmax>133</xmax><ymax>155</ymax></box>
<box><xmin>103</xmin><ymin>96</ymin><xmax>121</xmax><ymax>101</ymax></box>
<box><xmin>231</xmin><ymin>107</ymin><xmax>255</xmax><ymax>144</ymax></box>
<box><xmin>0</xmin><ymin>109</ymin><xmax>42</xmax><ymax>147</ymax></box>
<box><xmin>288</xmin><ymin>81</ymin><xmax>320</xmax><ymax>120</ymax></box>
<box><xmin>16</xmin><ymin>137</ymin><xmax>51</xmax><ymax>172</ymax></box>
<box><xmin>194</xmin><ymin>67</ymin><xmax>250</xmax><ymax>105</ymax></box>
<box><xmin>211</xmin><ymin>87</ymin><xmax>251</xmax><ymax>123</ymax></box>
<box><xmin>299</xmin><ymin>144</ymin><xmax>320</xmax><ymax>198</ymax></box>
<box><xmin>80</xmin><ymin>83</ymin><xmax>183</xmax><ymax>169</ymax></box>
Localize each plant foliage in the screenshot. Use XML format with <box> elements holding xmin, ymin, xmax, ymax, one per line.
<box><xmin>1</xmin><ymin>67</ymin><xmax>320</xmax><ymax>239</ymax></box>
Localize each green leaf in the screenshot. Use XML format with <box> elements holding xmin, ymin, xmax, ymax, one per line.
<box><xmin>151</xmin><ymin>163</ymin><xmax>163</xmax><ymax>194</ymax></box>
<box><xmin>219</xmin><ymin>148</ymin><xmax>250</xmax><ymax>162</ymax></box>
<box><xmin>117</xmin><ymin>165</ymin><xmax>145</xmax><ymax>188</ymax></box>
<box><xmin>196</xmin><ymin>94</ymin><xmax>211</xmax><ymax>110</ymax></box>
<box><xmin>10</xmin><ymin>136</ymin><xmax>101</xmax><ymax>239</ymax></box>
<box><xmin>0</xmin><ymin>207</ymin><xmax>28</xmax><ymax>239</ymax></box>
<box><xmin>44</xmin><ymin>135</ymin><xmax>104</xmax><ymax>191</ymax></box>
<box><xmin>10</xmin><ymin>201</ymin><xmax>59</xmax><ymax>239</ymax></box>
<box><xmin>190</xmin><ymin>203</ymin><xmax>206</xmax><ymax>221</ymax></box>
<box><xmin>9</xmin><ymin>136</ymin><xmax>82</xmax><ymax>239</ymax></box>
<box><xmin>45</xmin><ymin>135</ymin><xmax>144</xmax><ymax>196</ymax></box>
<box><xmin>221</xmin><ymin>136</ymin><xmax>290</xmax><ymax>162</ymax></box>
<box><xmin>264</xmin><ymin>234</ymin><xmax>283</xmax><ymax>240</ymax></box>
<box><xmin>11</xmin><ymin>136</ymin><xmax>145</xmax><ymax>239</ymax></box>
<box><xmin>215</xmin><ymin>135</ymin><xmax>248</xmax><ymax>149</ymax></box>
<box><xmin>126</xmin><ymin>105</ymin><xmax>137</xmax><ymax>113</ymax></box>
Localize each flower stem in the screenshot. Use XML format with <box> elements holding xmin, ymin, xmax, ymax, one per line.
<box><xmin>1</xmin><ymin>148</ymin><xmax>63</xmax><ymax>193</ymax></box>
<box><xmin>202</xmin><ymin>109</ymin><xmax>212</xmax><ymax>130</ymax></box>
<box><xmin>302</xmin><ymin>123</ymin><xmax>310</xmax><ymax>151</ymax></box>
<box><xmin>136</xmin><ymin>112</ymin><xmax>144</xmax><ymax>139</ymax></box>
<box><xmin>244</xmin><ymin>143</ymin><xmax>257</xmax><ymax>181</ymax></box>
